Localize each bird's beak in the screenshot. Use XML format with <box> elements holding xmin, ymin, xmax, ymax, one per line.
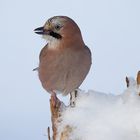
<box><xmin>34</xmin><ymin>25</ymin><xmax>52</xmax><ymax>35</ymax></box>
<box><xmin>34</xmin><ymin>25</ymin><xmax>62</xmax><ymax>39</ymax></box>
<box><xmin>34</xmin><ymin>27</ymin><xmax>44</xmax><ymax>35</ymax></box>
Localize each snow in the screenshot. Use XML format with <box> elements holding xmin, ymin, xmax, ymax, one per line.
<box><xmin>57</xmin><ymin>78</ymin><xmax>140</xmax><ymax>140</ymax></box>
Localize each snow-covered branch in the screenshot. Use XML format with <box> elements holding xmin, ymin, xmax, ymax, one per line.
<box><xmin>49</xmin><ymin>71</ymin><xmax>140</xmax><ymax>140</ymax></box>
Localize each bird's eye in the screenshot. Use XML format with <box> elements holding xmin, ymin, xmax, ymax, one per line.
<box><xmin>55</xmin><ymin>24</ymin><xmax>61</xmax><ymax>30</ymax></box>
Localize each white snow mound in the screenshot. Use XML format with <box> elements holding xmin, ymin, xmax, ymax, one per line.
<box><xmin>57</xmin><ymin>80</ymin><xmax>140</xmax><ymax>140</ymax></box>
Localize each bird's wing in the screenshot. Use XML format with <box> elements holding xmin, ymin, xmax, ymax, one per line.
<box><xmin>62</xmin><ymin>46</ymin><xmax>92</xmax><ymax>94</ymax></box>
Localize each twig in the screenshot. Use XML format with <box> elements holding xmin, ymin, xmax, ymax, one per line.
<box><xmin>126</xmin><ymin>76</ymin><xmax>129</xmax><ymax>88</ymax></box>
<box><xmin>137</xmin><ymin>71</ymin><xmax>140</xmax><ymax>85</ymax></box>
<box><xmin>47</xmin><ymin>127</ymin><xmax>51</xmax><ymax>140</ymax></box>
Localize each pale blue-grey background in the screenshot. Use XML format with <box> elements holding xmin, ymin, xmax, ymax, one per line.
<box><xmin>0</xmin><ymin>0</ymin><xmax>140</xmax><ymax>139</ymax></box>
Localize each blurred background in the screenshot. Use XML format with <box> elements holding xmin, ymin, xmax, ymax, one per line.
<box><xmin>0</xmin><ymin>0</ymin><xmax>140</xmax><ymax>139</ymax></box>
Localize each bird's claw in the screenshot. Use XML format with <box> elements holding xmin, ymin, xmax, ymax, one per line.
<box><xmin>70</xmin><ymin>90</ymin><xmax>78</xmax><ymax>107</ymax></box>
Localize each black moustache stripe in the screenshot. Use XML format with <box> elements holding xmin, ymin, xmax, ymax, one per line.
<box><xmin>49</xmin><ymin>31</ymin><xmax>62</xmax><ymax>39</ymax></box>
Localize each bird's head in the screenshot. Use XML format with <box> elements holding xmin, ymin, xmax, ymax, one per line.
<box><xmin>34</xmin><ymin>16</ymin><xmax>83</xmax><ymax>44</ymax></box>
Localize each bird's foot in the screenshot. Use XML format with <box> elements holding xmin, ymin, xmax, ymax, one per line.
<box><xmin>70</xmin><ymin>90</ymin><xmax>78</xmax><ymax>107</ymax></box>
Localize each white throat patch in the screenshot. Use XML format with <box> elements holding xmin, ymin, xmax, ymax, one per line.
<box><xmin>42</xmin><ymin>35</ymin><xmax>60</xmax><ymax>49</ymax></box>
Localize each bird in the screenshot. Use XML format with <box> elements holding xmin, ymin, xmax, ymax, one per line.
<box><xmin>34</xmin><ymin>16</ymin><xmax>91</xmax><ymax>104</ymax></box>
